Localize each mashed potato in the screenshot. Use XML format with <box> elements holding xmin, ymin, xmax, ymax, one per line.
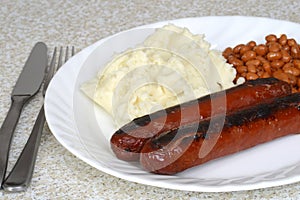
<box><xmin>81</xmin><ymin>24</ymin><xmax>237</xmax><ymax>127</ymax></box>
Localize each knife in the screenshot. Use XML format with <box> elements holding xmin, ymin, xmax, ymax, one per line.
<box><xmin>0</xmin><ymin>42</ymin><xmax>48</xmax><ymax>186</ymax></box>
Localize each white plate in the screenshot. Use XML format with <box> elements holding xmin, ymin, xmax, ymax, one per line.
<box><xmin>45</xmin><ymin>16</ymin><xmax>300</xmax><ymax>192</ymax></box>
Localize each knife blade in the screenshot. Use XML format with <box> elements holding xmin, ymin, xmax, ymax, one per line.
<box><xmin>0</xmin><ymin>42</ymin><xmax>48</xmax><ymax>186</ymax></box>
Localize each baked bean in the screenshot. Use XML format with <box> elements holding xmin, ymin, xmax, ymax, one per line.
<box><xmin>241</xmin><ymin>50</ymin><xmax>256</xmax><ymax>62</ymax></box>
<box><xmin>282</xmin><ymin>45</ymin><xmax>290</xmax><ymax>52</ymax></box>
<box><xmin>233</xmin><ymin>44</ymin><xmax>245</xmax><ymax>54</ymax></box>
<box><xmin>246</xmin><ymin>72</ymin><xmax>259</xmax><ymax>80</ymax></box>
<box><xmin>283</xmin><ymin>63</ymin><xmax>294</xmax><ymax>69</ymax></box>
<box><xmin>261</xmin><ymin>72</ymin><xmax>271</xmax><ymax>78</ymax></box>
<box><xmin>288</xmin><ymin>38</ymin><xmax>297</xmax><ymax>47</ymax></box>
<box><xmin>281</xmin><ymin>50</ymin><xmax>292</xmax><ymax>63</ymax></box>
<box><xmin>287</xmin><ymin>74</ymin><xmax>297</xmax><ymax>86</ymax></box>
<box><xmin>222</xmin><ymin>47</ymin><xmax>233</xmax><ymax>58</ymax></box>
<box><xmin>263</xmin><ymin>62</ymin><xmax>272</xmax><ymax>74</ymax></box>
<box><xmin>283</xmin><ymin>65</ymin><xmax>300</xmax><ymax>76</ymax></box>
<box><xmin>257</xmin><ymin>70</ymin><xmax>264</xmax><ymax>77</ymax></box>
<box><xmin>247</xmin><ymin>41</ymin><xmax>256</xmax><ymax>49</ymax></box>
<box><xmin>265</xmin><ymin>34</ymin><xmax>277</xmax><ymax>43</ymax></box>
<box><xmin>291</xmin><ymin>45</ymin><xmax>300</xmax><ymax>58</ymax></box>
<box><xmin>236</xmin><ymin>65</ymin><xmax>247</xmax><ymax>74</ymax></box>
<box><xmin>297</xmin><ymin>78</ymin><xmax>300</xmax><ymax>87</ymax></box>
<box><xmin>240</xmin><ymin>45</ymin><xmax>251</xmax><ymax>55</ymax></box>
<box><xmin>246</xmin><ymin>59</ymin><xmax>260</xmax><ymax>67</ymax></box>
<box><xmin>279</xmin><ymin>34</ymin><xmax>288</xmax><ymax>45</ymax></box>
<box><xmin>293</xmin><ymin>59</ymin><xmax>300</xmax><ymax>69</ymax></box>
<box><xmin>256</xmin><ymin>65</ymin><xmax>264</xmax><ymax>73</ymax></box>
<box><xmin>254</xmin><ymin>44</ymin><xmax>268</xmax><ymax>56</ymax></box>
<box><xmin>247</xmin><ymin>65</ymin><xmax>257</xmax><ymax>73</ymax></box>
<box><xmin>273</xmin><ymin>70</ymin><xmax>289</xmax><ymax>83</ymax></box>
<box><xmin>267</xmin><ymin>52</ymin><xmax>282</xmax><ymax>61</ymax></box>
<box><xmin>268</xmin><ymin>42</ymin><xmax>281</xmax><ymax>52</ymax></box>
<box><xmin>256</xmin><ymin>55</ymin><xmax>268</xmax><ymax>63</ymax></box>
<box><xmin>271</xmin><ymin>60</ymin><xmax>284</xmax><ymax>69</ymax></box>
<box><xmin>228</xmin><ymin>56</ymin><xmax>244</xmax><ymax>66</ymax></box>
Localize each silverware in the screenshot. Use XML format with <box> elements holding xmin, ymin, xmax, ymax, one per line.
<box><xmin>2</xmin><ymin>46</ymin><xmax>75</xmax><ymax>192</ymax></box>
<box><xmin>0</xmin><ymin>42</ymin><xmax>48</xmax><ymax>186</ymax></box>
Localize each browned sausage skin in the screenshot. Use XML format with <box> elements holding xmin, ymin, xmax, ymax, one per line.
<box><xmin>110</xmin><ymin>78</ymin><xmax>292</xmax><ymax>161</ymax></box>
<box><xmin>140</xmin><ymin>93</ymin><xmax>300</xmax><ymax>175</ymax></box>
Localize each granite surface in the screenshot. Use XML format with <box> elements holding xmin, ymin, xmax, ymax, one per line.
<box><xmin>1</xmin><ymin>0</ymin><xmax>300</xmax><ymax>199</ymax></box>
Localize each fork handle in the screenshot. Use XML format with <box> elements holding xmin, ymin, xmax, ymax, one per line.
<box><xmin>0</xmin><ymin>95</ymin><xmax>30</xmax><ymax>187</ymax></box>
<box><xmin>2</xmin><ymin>105</ymin><xmax>46</xmax><ymax>192</ymax></box>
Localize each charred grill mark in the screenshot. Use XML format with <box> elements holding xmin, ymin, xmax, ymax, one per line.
<box><xmin>124</xmin><ymin>148</ymin><xmax>132</xmax><ymax>152</ymax></box>
<box><xmin>132</xmin><ymin>115</ymin><xmax>151</xmax><ymax>126</ymax></box>
<box><xmin>115</xmin><ymin>114</ymin><xmax>153</xmax><ymax>134</ymax></box>
<box><xmin>245</xmin><ymin>77</ymin><xmax>279</xmax><ymax>85</ymax></box>
<box><xmin>151</xmin><ymin>93</ymin><xmax>300</xmax><ymax>147</ymax></box>
<box><xmin>151</xmin><ymin>130</ymin><xmax>176</xmax><ymax>149</ymax></box>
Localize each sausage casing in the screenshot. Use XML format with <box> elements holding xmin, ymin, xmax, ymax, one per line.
<box><xmin>140</xmin><ymin>93</ymin><xmax>300</xmax><ymax>174</ymax></box>
<box><xmin>110</xmin><ymin>78</ymin><xmax>292</xmax><ymax>161</ymax></box>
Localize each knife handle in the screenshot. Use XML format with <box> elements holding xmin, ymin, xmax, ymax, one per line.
<box><xmin>2</xmin><ymin>105</ymin><xmax>46</xmax><ymax>192</ymax></box>
<box><xmin>0</xmin><ymin>95</ymin><xmax>30</xmax><ymax>186</ymax></box>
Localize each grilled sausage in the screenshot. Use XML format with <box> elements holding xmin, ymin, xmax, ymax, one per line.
<box><xmin>110</xmin><ymin>78</ymin><xmax>292</xmax><ymax>161</ymax></box>
<box><xmin>140</xmin><ymin>93</ymin><xmax>300</xmax><ymax>174</ymax></box>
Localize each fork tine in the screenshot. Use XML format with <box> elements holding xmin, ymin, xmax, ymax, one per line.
<box><xmin>64</xmin><ymin>46</ymin><xmax>75</xmax><ymax>62</ymax></box>
<box><xmin>71</xmin><ymin>46</ymin><xmax>75</xmax><ymax>56</ymax></box>
<box><xmin>57</xmin><ymin>46</ymin><xmax>74</xmax><ymax>70</ymax></box>
<box><xmin>42</xmin><ymin>47</ymin><xmax>57</xmax><ymax>96</ymax></box>
<box><xmin>57</xmin><ymin>47</ymin><xmax>63</xmax><ymax>70</ymax></box>
<box><xmin>49</xmin><ymin>47</ymin><xmax>57</xmax><ymax>73</ymax></box>
<box><xmin>65</xmin><ymin>46</ymin><xmax>69</xmax><ymax>63</ymax></box>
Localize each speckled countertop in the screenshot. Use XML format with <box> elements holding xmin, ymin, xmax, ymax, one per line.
<box><xmin>1</xmin><ymin>0</ymin><xmax>300</xmax><ymax>199</ymax></box>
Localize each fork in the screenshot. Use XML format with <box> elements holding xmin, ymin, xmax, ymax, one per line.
<box><xmin>2</xmin><ymin>46</ymin><xmax>75</xmax><ymax>192</ymax></box>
